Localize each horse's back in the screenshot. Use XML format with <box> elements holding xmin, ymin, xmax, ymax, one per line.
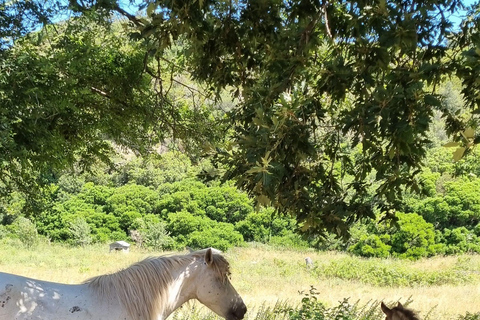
<box><xmin>0</xmin><ymin>272</ymin><xmax>124</xmax><ymax>320</ymax></box>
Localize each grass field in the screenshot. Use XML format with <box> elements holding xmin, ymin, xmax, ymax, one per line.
<box><xmin>0</xmin><ymin>240</ymin><xmax>479</xmax><ymax>319</ymax></box>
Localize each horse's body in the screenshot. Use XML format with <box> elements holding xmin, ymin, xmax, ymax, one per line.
<box><xmin>0</xmin><ymin>248</ymin><xmax>247</xmax><ymax>320</ymax></box>
<box><xmin>0</xmin><ymin>274</ymin><xmax>120</xmax><ymax>319</ymax></box>
<box><xmin>381</xmin><ymin>302</ymin><xmax>419</xmax><ymax>320</ymax></box>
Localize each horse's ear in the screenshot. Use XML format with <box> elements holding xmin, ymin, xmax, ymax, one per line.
<box><xmin>397</xmin><ymin>302</ymin><xmax>404</xmax><ymax>309</ymax></box>
<box><xmin>205</xmin><ymin>248</ymin><xmax>213</xmax><ymax>266</ymax></box>
<box><xmin>381</xmin><ymin>302</ymin><xmax>392</xmax><ymax>316</ymax></box>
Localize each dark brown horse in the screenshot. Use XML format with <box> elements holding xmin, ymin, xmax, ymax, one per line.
<box><xmin>381</xmin><ymin>302</ymin><xmax>420</xmax><ymax>320</ymax></box>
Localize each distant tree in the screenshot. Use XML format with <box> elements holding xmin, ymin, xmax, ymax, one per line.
<box><xmin>411</xmin><ymin>177</ymin><xmax>480</xmax><ymax>230</ymax></box>
<box><xmin>8</xmin><ymin>217</ymin><xmax>39</xmax><ymax>248</ymax></box>
<box><xmin>0</xmin><ymin>15</ymin><xmax>223</xmax><ymax>208</ymax></box>
<box><xmin>69</xmin><ymin>217</ymin><xmax>92</xmax><ymax>247</ymax></box>
<box><xmin>389</xmin><ymin>212</ymin><xmax>437</xmax><ymax>259</ymax></box>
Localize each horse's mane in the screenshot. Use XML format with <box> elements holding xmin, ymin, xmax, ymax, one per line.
<box><xmin>393</xmin><ymin>305</ymin><xmax>420</xmax><ymax>320</ymax></box>
<box><xmin>85</xmin><ymin>251</ymin><xmax>230</xmax><ymax>320</ymax></box>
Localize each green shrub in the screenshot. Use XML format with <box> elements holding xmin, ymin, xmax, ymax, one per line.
<box><xmin>348</xmin><ymin>234</ymin><xmax>391</xmax><ymax>258</ymax></box>
<box><xmin>8</xmin><ymin>217</ymin><xmax>39</xmax><ymax>248</ymax></box>
<box><xmin>105</xmin><ymin>184</ymin><xmax>159</xmax><ymax>216</ymax></box>
<box><xmin>186</xmin><ymin>222</ymin><xmax>244</xmax><ymax>251</ymax></box>
<box><xmin>459</xmin><ymin>312</ymin><xmax>480</xmax><ymax>320</ymax></box>
<box><xmin>157</xmin><ymin>179</ymin><xmax>254</xmax><ymax>223</ymax></box>
<box><xmin>442</xmin><ymin>227</ymin><xmax>480</xmax><ymax>254</ymax></box>
<box><xmin>235</xmin><ymin>208</ymin><xmax>297</xmax><ymax>243</ymax></box>
<box><xmin>346</xmin><ymin>213</ymin><xmax>437</xmax><ymax>259</ymax></box>
<box><xmin>390</xmin><ymin>212</ymin><xmax>436</xmax><ymax>259</ymax></box>
<box><xmin>0</xmin><ymin>225</ymin><xmax>7</xmax><ymax>239</ymax></box>
<box><xmin>167</xmin><ymin>211</ymin><xmax>214</xmax><ymax>240</ymax></box>
<box><xmin>268</xmin><ymin>232</ymin><xmax>310</xmax><ymax>250</ymax></box>
<box><xmin>235</xmin><ymin>211</ymin><xmax>271</xmax><ymax>242</ymax></box>
<box><xmin>136</xmin><ymin>216</ymin><xmax>174</xmax><ymax>250</ymax></box>
<box><xmin>282</xmin><ymin>287</ymin><xmax>326</xmax><ymax>320</ymax></box>
<box><xmin>279</xmin><ymin>287</ymin><xmax>384</xmax><ymax>320</ymax></box>
<box><xmin>69</xmin><ymin>217</ymin><xmax>92</xmax><ymax>247</ymax></box>
<box><xmin>412</xmin><ymin>177</ymin><xmax>480</xmax><ymax>230</ymax></box>
<box><xmin>119</xmin><ymin>211</ymin><xmax>142</xmax><ymax>231</ymax></box>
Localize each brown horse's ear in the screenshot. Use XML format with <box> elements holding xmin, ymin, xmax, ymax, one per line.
<box><xmin>397</xmin><ymin>302</ymin><xmax>404</xmax><ymax>309</ymax></box>
<box><xmin>205</xmin><ymin>248</ymin><xmax>214</xmax><ymax>266</ymax></box>
<box><xmin>381</xmin><ymin>302</ymin><xmax>393</xmax><ymax>316</ymax></box>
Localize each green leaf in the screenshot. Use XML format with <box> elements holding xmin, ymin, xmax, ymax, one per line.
<box><xmin>443</xmin><ymin>141</ymin><xmax>460</xmax><ymax>148</ymax></box>
<box><xmin>464</xmin><ymin>127</ymin><xmax>475</xmax><ymax>139</ymax></box>
<box><xmin>147</xmin><ymin>3</ymin><xmax>156</xmax><ymax>17</ymax></box>
<box><xmin>424</xmin><ymin>94</ymin><xmax>441</xmax><ymax>107</ymax></box>
<box><xmin>452</xmin><ymin>147</ymin><xmax>466</xmax><ymax>162</ymax></box>
<box><xmin>257</xmin><ymin>194</ymin><xmax>270</xmax><ymax>206</ymax></box>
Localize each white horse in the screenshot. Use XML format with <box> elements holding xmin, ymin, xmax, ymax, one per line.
<box><xmin>0</xmin><ymin>248</ymin><xmax>247</xmax><ymax>320</ymax></box>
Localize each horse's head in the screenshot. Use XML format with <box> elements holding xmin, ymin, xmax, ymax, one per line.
<box><xmin>192</xmin><ymin>248</ymin><xmax>247</xmax><ymax>320</ymax></box>
<box><xmin>381</xmin><ymin>302</ymin><xmax>419</xmax><ymax>320</ymax></box>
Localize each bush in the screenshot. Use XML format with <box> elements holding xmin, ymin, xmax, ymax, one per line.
<box><xmin>348</xmin><ymin>234</ymin><xmax>391</xmax><ymax>258</ymax></box>
<box><xmin>0</xmin><ymin>225</ymin><xmax>7</xmax><ymax>239</ymax></box>
<box><xmin>136</xmin><ymin>216</ymin><xmax>174</xmax><ymax>250</ymax></box>
<box><xmin>459</xmin><ymin>312</ymin><xmax>480</xmax><ymax>320</ymax></box>
<box><xmin>8</xmin><ymin>217</ymin><xmax>39</xmax><ymax>248</ymax></box>
<box><xmin>186</xmin><ymin>222</ymin><xmax>244</xmax><ymax>251</ymax></box>
<box><xmin>280</xmin><ymin>287</ymin><xmax>383</xmax><ymax>320</ymax></box>
<box><xmin>412</xmin><ymin>177</ymin><xmax>480</xmax><ymax>230</ymax></box>
<box><xmin>268</xmin><ymin>232</ymin><xmax>310</xmax><ymax>250</ymax></box>
<box><xmin>69</xmin><ymin>217</ymin><xmax>92</xmax><ymax>247</ymax></box>
<box><xmin>390</xmin><ymin>212</ymin><xmax>436</xmax><ymax>259</ymax></box>
<box><xmin>105</xmin><ymin>184</ymin><xmax>159</xmax><ymax>216</ymax></box>
<box><xmin>157</xmin><ymin>179</ymin><xmax>254</xmax><ymax>223</ymax></box>
<box><xmin>442</xmin><ymin>227</ymin><xmax>480</xmax><ymax>254</ymax></box>
<box><xmin>283</xmin><ymin>287</ymin><xmax>326</xmax><ymax>320</ymax></box>
<box><xmin>167</xmin><ymin>211</ymin><xmax>214</xmax><ymax>241</ymax></box>
<box><xmin>235</xmin><ymin>208</ymin><xmax>281</xmax><ymax>242</ymax></box>
<box><xmin>346</xmin><ymin>213</ymin><xmax>437</xmax><ymax>259</ymax></box>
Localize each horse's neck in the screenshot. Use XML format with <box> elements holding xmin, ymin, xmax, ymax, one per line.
<box><xmin>157</xmin><ymin>262</ymin><xmax>197</xmax><ymax>320</ymax></box>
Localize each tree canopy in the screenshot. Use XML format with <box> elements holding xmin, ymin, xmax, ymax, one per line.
<box><xmin>1</xmin><ymin>0</ymin><xmax>480</xmax><ymax>236</ymax></box>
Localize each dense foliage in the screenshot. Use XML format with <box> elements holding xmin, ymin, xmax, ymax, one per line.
<box><xmin>1</xmin><ymin>144</ymin><xmax>480</xmax><ymax>259</ymax></box>
<box><xmin>0</xmin><ymin>152</ymin><xmax>304</xmax><ymax>251</ymax></box>
<box><xmin>106</xmin><ymin>0</ymin><xmax>480</xmax><ymax>236</ymax></box>
<box><xmin>0</xmin><ymin>15</ymin><xmax>224</xmax><ymax>203</ymax></box>
<box><xmin>2</xmin><ymin>0</ymin><xmax>480</xmax><ymax>236</ymax></box>
<box><xmin>344</xmin><ymin>147</ymin><xmax>480</xmax><ymax>259</ymax></box>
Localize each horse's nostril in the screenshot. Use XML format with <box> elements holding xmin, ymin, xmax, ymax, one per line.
<box><xmin>236</xmin><ymin>303</ymin><xmax>247</xmax><ymax>318</ymax></box>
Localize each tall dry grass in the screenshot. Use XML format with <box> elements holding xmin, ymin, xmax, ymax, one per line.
<box><xmin>0</xmin><ymin>241</ymin><xmax>479</xmax><ymax>319</ymax></box>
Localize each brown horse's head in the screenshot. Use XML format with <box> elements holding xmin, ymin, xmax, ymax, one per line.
<box><xmin>381</xmin><ymin>302</ymin><xmax>420</xmax><ymax>320</ymax></box>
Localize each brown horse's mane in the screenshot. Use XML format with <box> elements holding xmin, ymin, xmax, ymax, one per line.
<box><xmin>84</xmin><ymin>250</ymin><xmax>230</xmax><ymax>320</ymax></box>
<box><xmin>392</xmin><ymin>305</ymin><xmax>420</xmax><ymax>320</ymax></box>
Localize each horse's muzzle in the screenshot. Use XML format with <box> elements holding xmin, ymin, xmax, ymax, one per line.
<box><xmin>228</xmin><ymin>302</ymin><xmax>247</xmax><ymax>320</ymax></box>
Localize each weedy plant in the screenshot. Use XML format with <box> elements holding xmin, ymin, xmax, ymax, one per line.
<box><xmin>277</xmin><ymin>286</ymin><xmax>387</xmax><ymax>320</ymax></box>
<box><xmin>459</xmin><ymin>313</ymin><xmax>480</xmax><ymax>320</ymax></box>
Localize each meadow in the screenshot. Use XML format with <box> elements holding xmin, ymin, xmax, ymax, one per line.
<box><xmin>0</xmin><ymin>241</ymin><xmax>479</xmax><ymax>319</ymax></box>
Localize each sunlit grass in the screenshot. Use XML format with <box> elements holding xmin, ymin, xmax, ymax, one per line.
<box><xmin>0</xmin><ymin>240</ymin><xmax>479</xmax><ymax>319</ymax></box>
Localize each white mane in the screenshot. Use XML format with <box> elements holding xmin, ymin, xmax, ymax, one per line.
<box><xmin>84</xmin><ymin>251</ymin><xmax>230</xmax><ymax>320</ymax></box>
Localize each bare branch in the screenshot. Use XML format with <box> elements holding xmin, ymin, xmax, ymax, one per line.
<box><xmin>112</xmin><ymin>4</ymin><xmax>144</xmax><ymax>27</ymax></box>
